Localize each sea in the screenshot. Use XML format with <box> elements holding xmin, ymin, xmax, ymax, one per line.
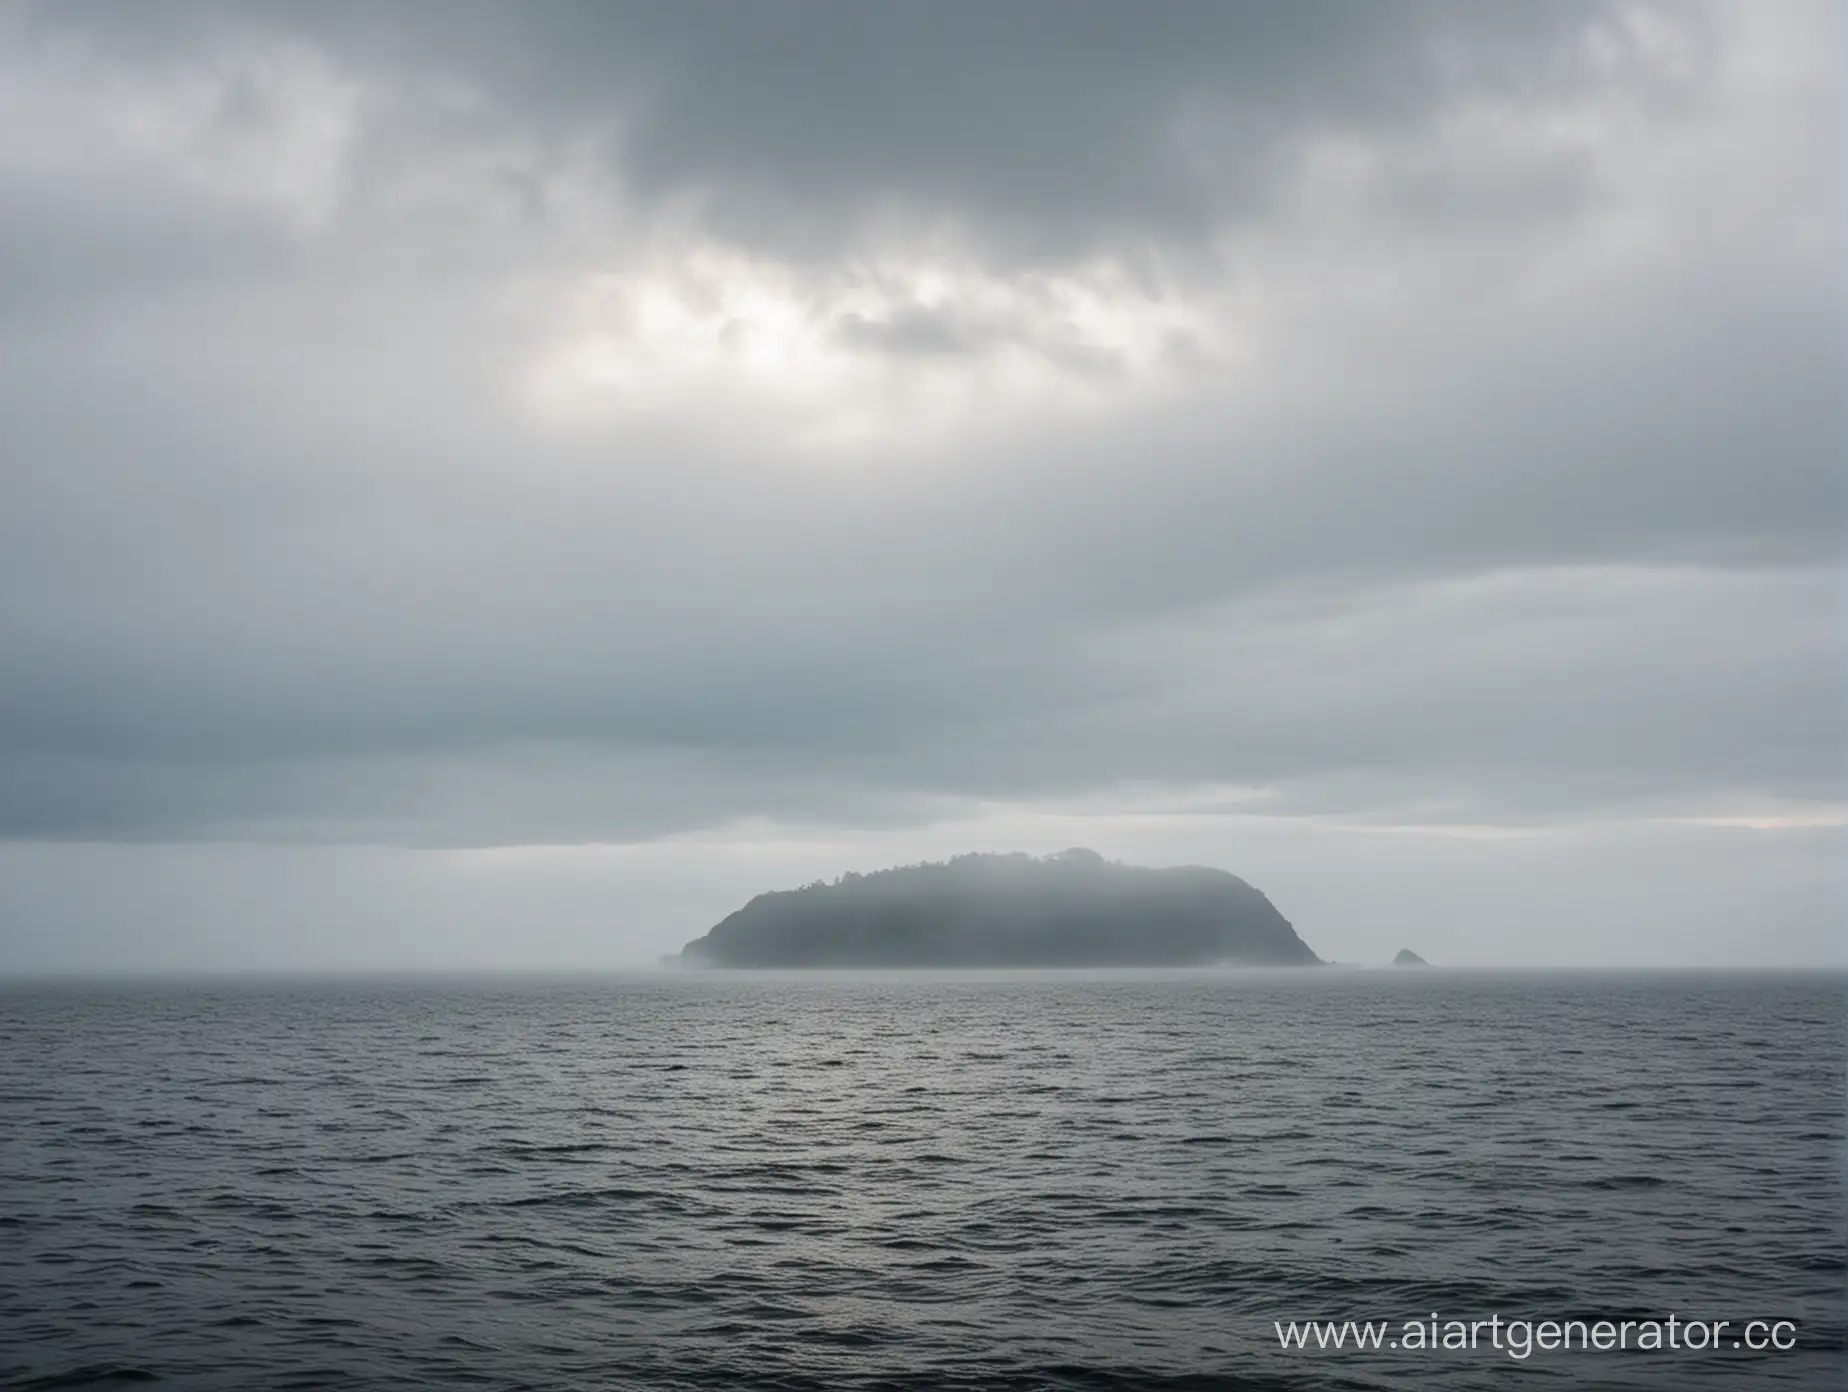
<box><xmin>2</xmin><ymin>971</ymin><xmax>1842</xmax><ymax>1391</ymax></box>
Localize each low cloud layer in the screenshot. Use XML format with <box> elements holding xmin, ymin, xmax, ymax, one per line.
<box><xmin>0</xmin><ymin>1</ymin><xmax>1840</xmax><ymax>967</ymax></box>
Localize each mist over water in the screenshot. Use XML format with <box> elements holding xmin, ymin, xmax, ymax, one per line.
<box><xmin>4</xmin><ymin>970</ymin><xmax>1841</xmax><ymax>1391</ymax></box>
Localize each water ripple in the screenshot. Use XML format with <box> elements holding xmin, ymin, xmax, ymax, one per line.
<box><xmin>1</xmin><ymin>971</ymin><xmax>1841</xmax><ymax>1391</ymax></box>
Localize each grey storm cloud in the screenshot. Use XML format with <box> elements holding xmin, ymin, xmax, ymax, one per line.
<box><xmin>20</xmin><ymin>1</ymin><xmax>1635</xmax><ymax>253</ymax></box>
<box><xmin>0</xmin><ymin>0</ymin><xmax>1840</xmax><ymax>967</ymax></box>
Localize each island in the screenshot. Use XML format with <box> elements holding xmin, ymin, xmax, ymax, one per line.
<box><xmin>671</xmin><ymin>849</ymin><xmax>1321</xmax><ymax>968</ymax></box>
<box><xmin>1392</xmin><ymin>949</ymin><xmax>1430</xmax><ymax>966</ymax></box>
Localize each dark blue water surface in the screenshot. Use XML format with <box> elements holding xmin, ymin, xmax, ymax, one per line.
<box><xmin>2</xmin><ymin>971</ymin><xmax>1842</xmax><ymax>1391</ymax></box>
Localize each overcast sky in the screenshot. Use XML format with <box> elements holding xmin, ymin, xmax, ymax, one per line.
<box><xmin>0</xmin><ymin>0</ymin><xmax>1841</xmax><ymax>972</ymax></box>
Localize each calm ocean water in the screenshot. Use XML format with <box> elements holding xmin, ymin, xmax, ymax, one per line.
<box><xmin>2</xmin><ymin>971</ymin><xmax>1842</xmax><ymax>1391</ymax></box>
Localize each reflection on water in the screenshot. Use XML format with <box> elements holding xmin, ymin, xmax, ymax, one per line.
<box><xmin>1</xmin><ymin>970</ymin><xmax>1841</xmax><ymax>1390</ymax></box>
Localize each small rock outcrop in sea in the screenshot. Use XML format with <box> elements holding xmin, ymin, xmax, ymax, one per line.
<box><xmin>1392</xmin><ymin>949</ymin><xmax>1430</xmax><ymax>966</ymax></box>
<box><xmin>672</xmin><ymin>849</ymin><xmax>1321</xmax><ymax>968</ymax></box>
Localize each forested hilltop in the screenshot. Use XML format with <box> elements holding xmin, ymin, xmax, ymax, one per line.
<box><xmin>673</xmin><ymin>849</ymin><xmax>1320</xmax><ymax>967</ymax></box>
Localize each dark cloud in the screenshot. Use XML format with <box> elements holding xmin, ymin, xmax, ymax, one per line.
<box><xmin>19</xmin><ymin>0</ymin><xmax>1639</xmax><ymax>258</ymax></box>
<box><xmin>833</xmin><ymin>307</ymin><xmax>978</xmax><ymax>360</ymax></box>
